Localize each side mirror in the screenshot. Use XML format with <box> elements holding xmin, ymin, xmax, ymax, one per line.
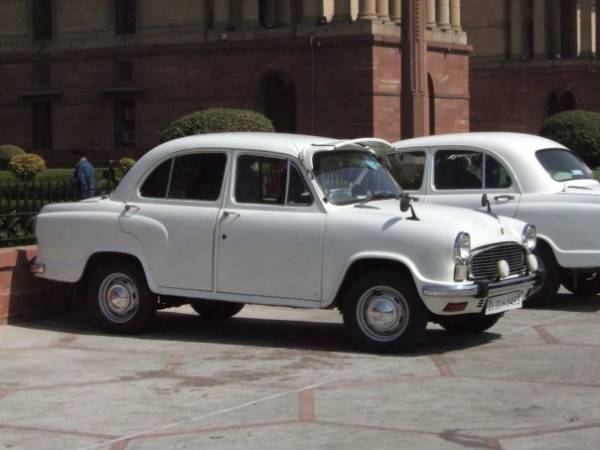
<box><xmin>481</xmin><ymin>193</ymin><xmax>489</xmax><ymax>208</ymax></box>
<box><xmin>400</xmin><ymin>196</ymin><xmax>411</xmax><ymax>212</ymax></box>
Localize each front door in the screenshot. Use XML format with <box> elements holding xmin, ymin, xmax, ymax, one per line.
<box><xmin>217</xmin><ymin>153</ymin><xmax>325</xmax><ymax>302</ymax></box>
<box><xmin>425</xmin><ymin>148</ymin><xmax>521</xmax><ymax>217</ymax></box>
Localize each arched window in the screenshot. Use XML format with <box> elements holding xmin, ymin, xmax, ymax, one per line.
<box><xmin>261</xmin><ymin>71</ymin><xmax>297</xmax><ymax>133</ymax></box>
<box><xmin>427</xmin><ymin>74</ymin><xmax>436</xmax><ymax>135</ymax></box>
<box><xmin>546</xmin><ymin>89</ymin><xmax>577</xmax><ymax>117</ymax></box>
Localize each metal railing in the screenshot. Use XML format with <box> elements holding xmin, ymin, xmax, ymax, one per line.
<box><xmin>0</xmin><ymin>180</ymin><xmax>77</xmax><ymax>247</ymax></box>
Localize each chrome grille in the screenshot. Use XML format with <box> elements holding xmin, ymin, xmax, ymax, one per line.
<box><xmin>469</xmin><ymin>243</ymin><xmax>527</xmax><ymax>280</ymax></box>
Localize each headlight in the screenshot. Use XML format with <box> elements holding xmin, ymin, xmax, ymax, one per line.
<box><xmin>522</xmin><ymin>224</ymin><xmax>537</xmax><ymax>251</ymax></box>
<box><xmin>454</xmin><ymin>232</ymin><xmax>471</xmax><ymax>262</ymax></box>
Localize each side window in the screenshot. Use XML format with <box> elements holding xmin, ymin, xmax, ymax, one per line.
<box><xmin>388</xmin><ymin>151</ymin><xmax>426</xmax><ymax>190</ymax></box>
<box><xmin>235</xmin><ymin>155</ymin><xmax>288</xmax><ymax>205</ymax></box>
<box><xmin>168</xmin><ymin>153</ymin><xmax>227</xmax><ymax>201</ymax></box>
<box><xmin>287</xmin><ymin>164</ymin><xmax>313</xmax><ymax>206</ymax></box>
<box><xmin>485</xmin><ymin>155</ymin><xmax>512</xmax><ymax>189</ymax></box>
<box><xmin>434</xmin><ymin>150</ymin><xmax>483</xmax><ymax>190</ymax></box>
<box><xmin>140</xmin><ymin>159</ymin><xmax>172</xmax><ymax>198</ymax></box>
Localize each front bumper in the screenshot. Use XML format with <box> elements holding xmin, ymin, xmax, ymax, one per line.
<box><xmin>420</xmin><ymin>272</ymin><xmax>539</xmax><ymax>315</ymax></box>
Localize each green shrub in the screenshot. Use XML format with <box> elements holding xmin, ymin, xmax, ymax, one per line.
<box><xmin>119</xmin><ymin>157</ymin><xmax>136</xmax><ymax>174</ymax></box>
<box><xmin>161</xmin><ymin>108</ymin><xmax>275</xmax><ymax>142</ymax></box>
<box><xmin>0</xmin><ymin>145</ymin><xmax>26</xmax><ymax>170</ymax></box>
<box><xmin>8</xmin><ymin>154</ymin><xmax>47</xmax><ymax>182</ymax></box>
<box><xmin>540</xmin><ymin>110</ymin><xmax>600</xmax><ymax>167</ymax></box>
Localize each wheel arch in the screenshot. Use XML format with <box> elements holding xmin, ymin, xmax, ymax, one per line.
<box><xmin>329</xmin><ymin>257</ymin><xmax>418</xmax><ymax>310</ymax></box>
<box><xmin>81</xmin><ymin>251</ymin><xmax>155</xmax><ymax>292</ymax></box>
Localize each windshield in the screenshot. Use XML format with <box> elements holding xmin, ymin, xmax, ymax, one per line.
<box><xmin>536</xmin><ymin>148</ymin><xmax>594</xmax><ymax>182</ymax></box>
<box><xmin>313</xmin><ymin>150</ymin><xmax>401</xmax><ymax>205</ymax></box>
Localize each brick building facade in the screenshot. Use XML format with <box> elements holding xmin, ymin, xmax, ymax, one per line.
<box><xmin>0</xmin><ymin>0</ymin><xmax>469</xmax><ymax>166</ymax></box>
<box><xmin>462</xmin><ymin>0</ymin><xmax>600</xmax><ymax>133</ymax></box>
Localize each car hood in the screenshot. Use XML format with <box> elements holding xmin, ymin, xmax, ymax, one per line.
<box><xmin>345</xmin><ymin>199</ymin><xmax>525</xmax><ymax>248</ymax></box>
<box><xmin>561</xmin><ymin>179</ymin><xmax>600</xmax><ymax>196</ymax></box>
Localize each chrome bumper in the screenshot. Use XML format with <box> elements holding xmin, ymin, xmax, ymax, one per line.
<box><xmin>422</xmin><ymin>273</ymin><xmax>539</xmax><ymax>298</ymax></box>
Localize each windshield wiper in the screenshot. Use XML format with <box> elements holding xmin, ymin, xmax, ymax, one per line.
<box><xmin>358</xmin><ymin>191</ymin><xmax>399</xmax><ymax>204</ymax></box>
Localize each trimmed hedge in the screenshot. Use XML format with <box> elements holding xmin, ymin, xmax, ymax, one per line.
<box><xmin>0</xmin><ymin>145</ymin><xmax>26</xmax><ymax>170</ymax></box>
<box><xmin>119</xmin><ymin>157</ymin><xmax>136</xmax><ymax>174</ymax></box>
<box><xmin>161</xmin><ymin>108</ymin><xmax>275</xmax><ymax>142</ymax></box>
<box><xmin>540</xmin><ymin>110</ymin><xmax>600</xmax><ymax>167</ymax></box>
<box><xmin>8</xmin><ymin>154</ymin><xmax>47</xmax><ymax>182</ymax></box>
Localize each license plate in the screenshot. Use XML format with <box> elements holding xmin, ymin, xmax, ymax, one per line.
<box><xmin>485</xmin><ymin>291</ymin><xmax>524</xmax><ymax>315</ymax></box>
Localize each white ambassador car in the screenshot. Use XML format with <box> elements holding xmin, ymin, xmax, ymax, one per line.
<box><xmin>32</xmin><ymin>133</ymin><xmax>539</xmax><ymax>352</ymax></box>
<box><xmin>391</xmin><ymin>132</ymin><xmax>600</xmax><ymax>304</ymax></box>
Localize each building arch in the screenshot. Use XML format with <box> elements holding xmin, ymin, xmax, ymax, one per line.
<box><xmin>546</xmin><ymin>89</ymin><xmax>577</xmax><ymax>117</ymax></box>
<box><xmin>260</xmin><ymin>70</ymin><xmax>297</xmax><ymax>133</ymax></box>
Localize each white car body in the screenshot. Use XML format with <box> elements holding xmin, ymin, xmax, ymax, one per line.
<box><xmin>33</xmin><ymin>133</ymin><xmax>538</xmax><ymax>349</ymax></box>
<box><xmin>392</xmin><ymin>132</ymin><xmax>600</xmax><ymax>271</ymax></box>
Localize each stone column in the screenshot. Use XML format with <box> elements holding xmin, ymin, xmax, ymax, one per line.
<box><xmin>549</xmin><ymin>0</ymin><xmax>562</xmax><ymax>58</ymax></box>
<box><xmin>510</xmin><ymin>0</ymin><xmax>523</xmax><ymax>59</ymax></box>
<box><xmin>377</xmin><ymin>0</ymin><xmax>390</xmax><ymax>21</ymax></box>
<box><xmin>213</xmin><ymin>0</ymin><xmax>230</xmax><ymax>30</ymax></box>
<box><xmin>302</xmin><ymin>0</ymin><xmax>323</xmax><ymax>24</ymax></box>
<box><xmin>358</xmin><ymin>0</ymin><xmax>377</xmax><ymax>20</ymax></box>
<box><xmin>241</xmin><ymin>0</ymin><xmax>260</xmax><ymax>27</ymax></box>
<box><xmin>390</xmin><ymin>0</ymin><xmax>402</xmax><ymax>23</ymax></box>
<box><xmin>593</xmin><ymin>1</ymin><xmax>598</xmax><ymax>56</ymax></box>
<box><xmin>332</xmin><ymin>0</ymin><xmax>352</xmax><ymax>22</ymax></box>
<box><xmin>580</xmin><ymin>0</ymin><xmax>593</xmax><ymax>57</ymax></box>
<box><xmin>436</xmin><ymin>0</ymin><xmax>450</xmax><ymax>30</ymax></box>
<box><xmin>450</xmin><ymin>0</ymin><xmax>460</xmax><ymax>30</ymax></box>
<box><xmin>276</xmin><ymin>0</ymin><xmax>293</xmax><ymax>26</ymax></box>
<box><xmin>426</xmin><ymin>0</ymin><xmax>436</xmax><ymax>29</ymax></box>
<box><xmin>533</xmin><ymin>0</ymin><xmax>547</xmax><ymax>58</ymax></box>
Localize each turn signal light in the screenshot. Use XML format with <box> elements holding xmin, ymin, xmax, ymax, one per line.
<box><xmin>443</xmin><ymin>302</ymin><xmax>468</xmax><ymax>312</ymax></box>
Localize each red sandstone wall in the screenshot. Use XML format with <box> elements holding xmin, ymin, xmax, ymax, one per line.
<box><xmin>470</xmin><ymin>64</ymin><xmax>600</xmax><ymax>133</ymax></box>
<box><xmin>0</xmin><ymin>246</ymin><xmax>74</xmax><ymax>325</ymax></box>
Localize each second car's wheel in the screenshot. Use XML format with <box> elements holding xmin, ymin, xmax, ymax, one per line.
<box><xmin>88</xmin><ymin>260</ymin><xmax>156</xmax><ymax>334</ymax></box>
<box><xmin>562</xmin><ymin>272</ymin><xmax>600</xmax><ymax>296</ymax></box>
<box><xmin>190</xmin><ymin>300</ymin><xmax>244</xmax><ymax>319</ymax></box>
<box><xmin>342</xmin><ymin>269</ymin><xmax>428</xmax><ymax>353</ymax></box>
<box><xmin>525</xmin><ymin>245</ymin><xmax>560</xmax><ymax>307</ymax></box>
<box><xmin>436</xmin><ymin>313</ymin><xmax>503</xmax><ymax>333</ymax></box>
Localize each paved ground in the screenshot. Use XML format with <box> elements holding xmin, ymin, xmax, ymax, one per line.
<box><xmin>1</xmin><ymin>289</ymin><xmax>599</xmax><ymax>450</ymax></box>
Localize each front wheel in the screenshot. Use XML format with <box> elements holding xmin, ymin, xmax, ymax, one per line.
<box><xmin>190</xmin><ymin>300</ymin><xmax>244</xmax><ymax>319</ymax></box>
<box><xmin>562</xmin><ymin>272</ymin><xmax>600</xmax><ymax>296</ymax></box>
<box><xmin>436</xmin><ymin>313</ymin><xmax>503</xmax><ymax>333</ymax></box>
<box><xmin>88</xmin><ymin>260</ymin><xmax>156</xmax><ymax>334</ymax></box>
<box><xmin>342</xmin><ymin>270</ymin><xmax>428</xmax><ymax>353</ymax></box>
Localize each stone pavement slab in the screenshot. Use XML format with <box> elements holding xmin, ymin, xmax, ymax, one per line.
<box><xmin>0</xmin><ymin>290</ymin><xmax>599</xmax><ymax>450</ymax></box>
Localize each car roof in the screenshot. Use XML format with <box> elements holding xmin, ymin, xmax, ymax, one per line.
<box><xmin>392</xmin><ymin>132</ymin><xmax>569</xmax><ymax>193</ymax></box>
<box><xmin>111</xmin><ymin>132</ymin><xmax>391</xmax><ymax>201</ymax></box>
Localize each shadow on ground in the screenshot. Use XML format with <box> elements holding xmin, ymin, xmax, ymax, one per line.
<box><xmin>14</xmin><ymin>309</ymin><xmax>503</xmax><ymax>356</ymax></box>
<box><xmin>525</xmin><ymin>292</ymin><xmax>600</xmax><ymax>313</ymax></box>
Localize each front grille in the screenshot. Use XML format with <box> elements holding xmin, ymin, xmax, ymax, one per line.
<box><xmin>469</xmin><ymin>243</ymin><xmax>527</xmax><ymax>280</ymax></box>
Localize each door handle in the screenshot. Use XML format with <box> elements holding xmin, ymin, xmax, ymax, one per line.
<box><xmin>221</xmin><ymin>211</ymin><xmax>240</xmax><ymax>219</ymax></box>
<box><xmin>123</xmin><ymin>204</ymin><xmax>140</xmax><ymax>214</ymax></box>
<box><xmin>493</xmin><ymin>195</ymin><xmax>515</xmax><ymax>202</ymax></box>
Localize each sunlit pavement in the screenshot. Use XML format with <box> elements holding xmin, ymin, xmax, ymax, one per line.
<box><xmin>1</xmin><ymin>289</ymin><xmax>599</xmax><ymax>450</ymax></box>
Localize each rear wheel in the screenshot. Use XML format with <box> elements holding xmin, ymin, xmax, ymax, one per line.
<box><xmin>525</xmin><ymin>245</ymin><xmax>560</xmax><ymax>307</ymax></box>
<box><xmin>190</xmin><ymin>300</ymin><xmax>244</xmax><ymax>319</ymax></box>
<box><xmin>89</xmin><ymin>260</ymin><xmax>156</xmax><ymax>333</ymax></box>
<box><xmin>342</xmin><ymin>269</ymin><xmax>427</xmax><ymax>353</ymax></box>
<box><xmin>562</xmin><ymin>271</ymin><xmax>600</xmax><ymax>296</ymax></box>
<box><xmin>436</xmin><ymin>313</ymin><xmax>503</xmax><ymax>333</ymax></box>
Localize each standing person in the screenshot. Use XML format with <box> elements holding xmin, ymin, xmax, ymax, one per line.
<box><xmin>73</xmin><ymin>151</ymin><xmax>96</xmax><ymax>199</ymax></box>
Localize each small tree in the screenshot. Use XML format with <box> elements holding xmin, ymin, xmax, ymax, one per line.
<box><xmin>540</xmin><ymin>110</ymin><xmax>600</xmax><ymax>167</ymax></box>
<box><xmin>161</xmin><ymin>108</ymin><xmax>275</xmax><ymax>142</ymax></box>
<box><xmin>0</xmin><ymin>145</ymin><xmax>26</xmax><ymax>170</ymax></box>
<box><xmin>8</xmin><ymin>154</ymin><xmax>47</xmax><ymax>182</ymax></box>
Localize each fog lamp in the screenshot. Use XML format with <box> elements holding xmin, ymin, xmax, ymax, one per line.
<box><xmin>527</xmin><ymin>253</ymin><xmax>539</xmax><ymax>273</ymax></box>
<box><xmin>497</xmin><ymin>260</ymin><xmax>510</xmax><ymax>279</ymax></box>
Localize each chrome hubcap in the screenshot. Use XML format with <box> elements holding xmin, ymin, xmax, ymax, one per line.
<box><xmin>98</xmin><ymin>273</ymin><xmax>139</xmax><ymax>323</ymax></box>
<box><xmin>356</xmin><ymin>286</ymin><xmax>409</xmax><ymax>342</ymax></box>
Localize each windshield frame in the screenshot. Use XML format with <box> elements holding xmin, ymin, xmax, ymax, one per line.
<box><xmin>311</xmin><ymin>149</ymin><xmax>402</xmax><ymax>205</ymax></box>
<box><xmin>535</xmin><ymin>148</ymin><xmax>594</xmax><ymax>182</ymax></box>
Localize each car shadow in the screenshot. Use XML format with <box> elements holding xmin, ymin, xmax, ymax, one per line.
<box><xmin>14</xmin><ymin>310</ymin><xmax>502</xmax><ymax>356</ymax></box>
<box><xmin>526</xmin><ymin>292</ymin><xmax>600</xmax><ymax>313</ymax></box>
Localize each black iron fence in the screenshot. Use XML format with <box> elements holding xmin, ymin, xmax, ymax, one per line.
<box><xmin>0</xmin><ymin>180</ymin><xmax>78</xmax><ymax>247</ymax></box>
